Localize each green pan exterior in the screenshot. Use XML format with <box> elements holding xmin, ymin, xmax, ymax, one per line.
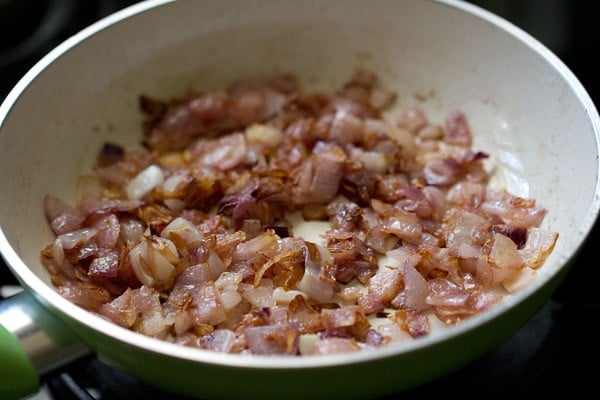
<box><xmin>0</xmin><ymin>323</ymin><xmax>39</xmax><ymax>399</ymax></box>
<box><xmin>50</xmin><ymin>263</ymin><xmax>570</xmax><ymax>400</ymax></box>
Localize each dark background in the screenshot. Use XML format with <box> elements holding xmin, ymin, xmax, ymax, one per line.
<box><xmin>1</xmin><ymin>1</ymin><xmax>598</xmax><ymax>399</ymax></box>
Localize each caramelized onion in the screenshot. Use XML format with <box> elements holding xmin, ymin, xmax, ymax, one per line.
<box><xmin>40</xmin><ymin>70</ymin><xmax>557</xmax><ymax>356</ymax></box>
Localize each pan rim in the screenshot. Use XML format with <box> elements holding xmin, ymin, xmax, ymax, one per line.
<box><xmin>1</xmin><ymin>0</ymin><xmax>599</xmax><ymax>370</ymax></box>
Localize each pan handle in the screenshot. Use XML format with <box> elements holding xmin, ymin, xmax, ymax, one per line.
<box><xmin>0</xmin><ymin>290</ymin><xmax>90</xmax><ymax>399</ymax></box>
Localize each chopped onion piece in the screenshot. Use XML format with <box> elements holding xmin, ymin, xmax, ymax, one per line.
<box><xmin>245</xmin><ymin>123</ymin><xmax>283</xmax><ymax>147</ymax></box>
<box><xmin>126</xmin><ymin>165</ymin><xmax>164</xmax><ymax>200</ymax></box>
<box><xmin>272</xmin><ymin>287</ymin><xmax>307</xmax><ymax>303</ymax></box>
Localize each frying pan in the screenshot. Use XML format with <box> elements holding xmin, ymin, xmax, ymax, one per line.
<box><xmin>1</xmin><ymin>0</ymin><xmax>599</xmax><ymax>398</ymax></box>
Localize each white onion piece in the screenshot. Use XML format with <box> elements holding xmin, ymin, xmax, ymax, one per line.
<box><xmin>151</xmin><ymin>249</ymin><xmax>177</xmax><ymax>283</ymax></box>
<box><xmin>297</xmin><ymin>243</ymin><xmax>334</xmax><ymax>303</ymax></box>
<box><xmin>447</xmin><ymin>181</ymin><xmax>485</xmax><ymax>206</ymax></box>
<box><xmin>501</xmin><ymin>267</ymin><xmax>537</xmax><ymax>293</ymax></box>
<box><xmin>366</xmin><ymin>266</ymin><xmax>403</xmax><ymax>303</ymax></box>
<box><xmin>365</xmin><ymin>119</ymin><xmax>416</xmax><ymax>155</ymax></box>
<box><xmin>245</xmin><ymin>123</ymin><xmax>282</xmax><ymax>147</ymax></box>
<box><xmin>358</xmin><ymin>151</ymin><xmax>388</xmax><ymax>174</ymax></box>
<box><xmin>139</xmin><ymin>308</ymin><xmax>169</xmax><ymax>337</ymax></box>
<box><xmin>173</xmin><ymin>310</ymin><xmax>192</xmax><ymax>335</ymax></box>
<box><xmin>272</xmin><ymin>287</ymin><xmax>307</xmax><ymax>304</ymax></box>
<box><xmin>126</xmin><ymin>165</ymin><xmax>164</xmax><ymax>200</ymax></box>
<box><xmin>119</xmin><ymin>217</ymin><xmax>146</xmax><ymax>244</ymax></box>
<box><xmin>445</xmin><ymin>210</ymin><xmax>488</xmax><ymax>250</ymax></box>
<box><xmin>162</xmin><ymin>174</ymin><xmax>188</xmax><ymax>211</ymax></box>
<box><xmin>57</xmin><ymin>228</ymin><xmax>98</xmax><ymax>250</ymax></box>
<box><xmin>44</xmin><ymin>195</ymin><xmax>87</xmax><ymax>236</ymax></box>
<box><xmin>244</xmin><ymin>325</ymin><xmax>297</xmax><ymax>355</ymax></box>
<box><xmin>489</xmin><ymin>233</ymin><xmax>524</xmax><ymax>284</ymax></box>
<box><xmin>129</xmin><ymin>242</ymin><xmax>154</xmax><ymax>287</ymax></box>
<box><xmin>339</xmin><ymin>286</ymin><xmax>364</xmax><ymax>302</ymax></box>
<box><xmin>386</xmin><ymin>247</ymin><xmax>421</xmax><ymax>268</ymax></box>
<box><xmin>195</xmin><ymin>133</ymin><xmax>247</xmax><ymax>170</ymax></box>
<box><xmin>322</xmin><ymin>307</ymin><xmax>358</xmax><ymax>328</ymax></box>
<box><xmin>207</xmin><ymin>250</ymin><xmax>227</xmax><ymax>280</ymax></box>
<box><xmin>298</xmin><ymin>333</ymin><xmax>319</xmax><ymax>356</ymax></box>
<box><xmin>489</xmin><ymin>233</ymin><xmax>523</xmax><ymax>270</ymax></box>
<box><xmin>376</xmin><ymin>322</ymin><xmax>412</xmax><ymax>343</ymax></box>
<box><xmin>162</xmin><ymin>173</ymin><xmax>186</xmax><ymax>193</ymax></box>
<box><xmin>92</xmin><ymin>213</ymin><xmax>120</xmax><ymax>248</ymax></box>
<box><xmin>164</xmin><ymin>198</ymin><xmax>186</xmax><ymax>212</ymax></box>
<box><xmin>309</xmin><ymin>155</ymin><xmax>343</xmax><ymax>202</ymax></box>
<box><xmin>386</xmin><ymin>217</ymin><xmax>422</xmax><ymax>244</ymax></box>
<box><xmin>208</xmin><ymin>329</ymin><xmax>236</xmax><ymax>353</ymax></box>
<box><xmin>457</xmin><ymin>243</ymin><xmax>481</xmax><ymax>259</ymax></box>
<box><xmin>161</xmin><ymin>217</ymin><xmax>204</xmax><ymax>249</ymax></box>
<box><xmin>218</xmin><ymin>287</ymin><xmax>243</xmax><ymax>310</ymax></box>
<box><xmin>519</xmin><ymin>228</ymin><xmax>558</xmax><ymax>269</ymax></box>
<box><xmin>57</xmin><ymin>281</ymin><xmax>111</xmax><ymax>311</ymax></box>
<box><xmin>215</xmin><ymin>272</ymin><xmax>243</xmax><ymax>310</ymax></box>
<box><xmin>329</xmin><ymin>110</ymin><xmax>364</xmax><ymax>144</ymax></box>
<box><xmin>190</xmin><ymin>283</ymin><xmax>226</xmax><ymax>325</ymax></box>
<box><xmin>391</xmin><ymin>264</ymin><xmax>430</xmax><ymax>312</ymax></box>
<box><xmin>314</xmin><ymin>338</ymin><xmax>360</xmax><ymax>355</ymax></box>
<box><xmin>239</xmin><ymin>282</ymin><xmax>275</xmax><ymax>308</ymax></box>
<box><xmin>128</xmin><ymin>237</ymin><xmax>178</xmax><ymax>287</ymax></box>
<box><xmin>232</xmin><ymin>232</ymin><xmax>278</xmax><ymax>261</ymax></box>
<box><xmin>422</xmin><ymin>186</ymin><xmax>447</xmax><ymax>217</ymax></box>
<box><xmin>215</xmin><ymin>272</ymin><xmax>243</xmax><ymax>289</ymax></box>
<box><xmin>98</xmin><ymin>288</ymin><xmax>137</xmax><ymax>328</ymax></box>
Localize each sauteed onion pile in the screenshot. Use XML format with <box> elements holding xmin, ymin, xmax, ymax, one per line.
<box><xmin>41</xmin><ymin>71</ymin><xmax>557</xmax><ymax>355</ymax></box>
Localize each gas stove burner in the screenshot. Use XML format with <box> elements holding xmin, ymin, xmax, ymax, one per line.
<box><xmin>0</xmin><ymin>0</ymin><xmax>139</xmax><ymax>100</ymax></box>
<box><xmin>0</xmin><ymin>0</ymin><xmax>78</xmax><ymax>94</ymax></box>
<box><xmin>0</xmin><ymin>0</ymin><xmax>76</xmax><ymax>66</ymax></box>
